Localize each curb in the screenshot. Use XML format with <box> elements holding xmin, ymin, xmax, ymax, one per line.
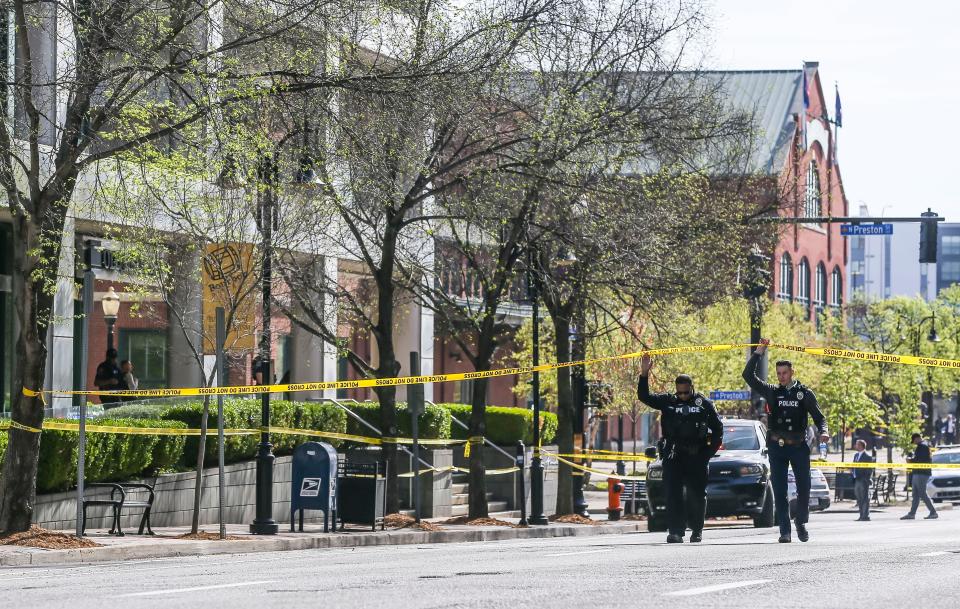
<box><xmin>0</xmin><ymin>522</ymin><xmax>645</xmax><ymax>567</ymax></box>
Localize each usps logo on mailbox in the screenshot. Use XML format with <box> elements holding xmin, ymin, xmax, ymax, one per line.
<box><xmin>300</xmin><ymin>477</ymin><xmax>321</xmax><ymax>497</ymax></box>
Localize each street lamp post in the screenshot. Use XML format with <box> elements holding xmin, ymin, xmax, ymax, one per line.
<box><xmin>251</xmin><ymin>156</ymin><xmax>279</xmax><ymax>535</ymax></box>
<box><xmin>914</xmin><ymin>312</ymin><xmax>941</xmax><ymax>439</ymax></box>
<box><xmin>527</xmin><ymin>246</ymin><xmax>548</xmax><ymax>525</ymax></box>
<box><xmin>101</xmin><ymin>286</ymin><xmax>120</xmax><ymax>351</ymax></box>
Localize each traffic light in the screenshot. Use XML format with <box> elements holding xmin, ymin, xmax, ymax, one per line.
<box><xmin>743</xmin><ymin>249</ymin><xmax>771</xmax><ymax>300</ymax></box>
<box><xmin>920</xmin><ymin>209</ymin><xmax>938</xmax><ymax>263</ymax></box>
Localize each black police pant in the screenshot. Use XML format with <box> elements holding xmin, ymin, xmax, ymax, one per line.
<box><xmin>662</xmin><ymin>449</ymin><xmax>710</xmax><ymax>536</ymax></box>
<box><xmin>769</xmin><ymin>442</ymin><xmax>810</xmax><ymax>536</ymax></box>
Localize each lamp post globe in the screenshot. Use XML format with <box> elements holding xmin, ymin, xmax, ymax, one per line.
<box><xmin>102</xmin><ymin>286</ymin><xmax>120</xmax><ymax>351</ymax></box>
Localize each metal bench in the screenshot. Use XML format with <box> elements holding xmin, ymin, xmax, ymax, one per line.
<box><xmin>621</xmin><ymin>479</ymin><xmax>647</xmax><ymax>515</ymax></box>
<box><xmin>81</xmin><ymin>483</ymin><xmax>156</xmax><ymax>536</ymax></box>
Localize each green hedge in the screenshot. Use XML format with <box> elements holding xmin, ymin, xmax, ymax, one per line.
<box><xmin>345</xmin><ymin>401</ymin><xmax>451</xmax><ymax>440</ymax></box>
<box><xmin>25</xmin><ymin>418</ymin><xmax>187</xmax><ymax>493</ymax></box>
<box><xmin>160</xmin><ymin>399</ymin><xmax>347</xmax><ymax>467</ymax></box>
<box><xmin>442</xmin><ymin>403</ymin><xmax>558</xmax><ymax>445</ymax></box>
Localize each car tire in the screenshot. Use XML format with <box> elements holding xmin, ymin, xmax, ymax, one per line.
<box><xmin>647</xmin><ymin>513</ymin><xmax>668</xmax><ymax>532</ymax></box>
<box><xmin>753</xmin><ymin>485</ymin><xmax>775</xmax><ymax>528</ymax></box>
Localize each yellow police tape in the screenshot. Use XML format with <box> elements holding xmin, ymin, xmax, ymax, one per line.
<box><xmin>548</xmin><ymin>453</ymin><xmax>648</xmax><ymax>481</ymax></box>
<box><xmin>811</xmin><ymin>460</ymin><xmax>960</xmax><ymax>470</ymax></box>
<box><xmin>0</xmin><ymin>420</ymin><xmax>471</xmax><ymax>449</ymax></box>
<box><xmin>23</xmin><ymin>342</ymin><xmax>960</xmax><ymax>402</ymax></box>
<box><xmin>552</xmin><ymin>452</ymin><xmax>653</xmax><ymax>462</ymax></box>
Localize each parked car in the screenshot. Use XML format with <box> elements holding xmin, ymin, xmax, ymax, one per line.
<box><xmin>646</xmin><ymin>419</ymin><xmax>775</xmax><ymax>532</ymax></box>
<box><xmin>788</xmin><ymin>466</ymin><xmax>831</xmax><ymax>517</ymax></box>
<box><xmin>927</xmin><ymin>446</ymin><xmax>960</xmax><ymax>503</ymax></box>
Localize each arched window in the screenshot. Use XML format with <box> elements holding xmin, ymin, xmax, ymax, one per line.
<box><xmin>778</xmin><ymin>253</ymin><xmax>793</xmax><ymax>302</ymax></box>
<box><xmin>814</xmin><ymin>263</ymin><xmax>827</xmax><ymax>330</ymax></box>
<box><xmin>804</xmin><ymin>160</ymin><xmax>821</xmax><ymax>219</ymax></box>
<box><xmin>831</xmin><ymin>267</ymin><xmax>843</xmax><ymax>309</ymax></box>
<box><xmin>815</xmin><ymin>263</ymin><xmax>827</xmax><ymax>309</ymax></box>
<box><xmin>797</xmin><ymin>258</ymin><xmax>810</xmax><ymax>310</ymax></box>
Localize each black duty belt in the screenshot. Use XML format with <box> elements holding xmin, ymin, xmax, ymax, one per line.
<box><xmin>768</xmin><ymin>431</ymin><xmax>806</xmax><ymax>447</ymax></box>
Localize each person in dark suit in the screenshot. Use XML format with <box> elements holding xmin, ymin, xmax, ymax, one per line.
<box><xmin>852</xmin><ymin>439</ymin><xmax>874</xmax><ymax>521</ymax></box>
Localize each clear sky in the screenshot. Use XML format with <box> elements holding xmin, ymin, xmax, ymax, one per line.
<box><xmin>707</xmin><ymin>0</ymin><xmax>960</xmax><ymax>222</ymax></box>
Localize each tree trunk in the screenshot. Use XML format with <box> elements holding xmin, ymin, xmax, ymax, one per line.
<box><xmin>468</xmin><ymin>375</ymin><xmax>488</xmax><ymax>519</ymax></box>
<box><xmin>0</xmin><ymin>214</ymin><xmax>56</xmax><ymax>533</ymax></box>
<box><xmin>553</xmin><ymin>314</ymin><xmax>574</xmax><ymax>515</ymax></box>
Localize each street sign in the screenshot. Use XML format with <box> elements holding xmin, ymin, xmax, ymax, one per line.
<box><xmin>710</xmin><ymin>390</ymin><xmax>752</xmax><ymax>401</ymax></box>
<box><xmin>840</xmin><ymin>223</ymin><xmax>893</xmax><ymax>236</ymax></box>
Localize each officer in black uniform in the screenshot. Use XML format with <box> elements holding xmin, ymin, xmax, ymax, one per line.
<box><xmin>743</xmin><ymin>338</ymin><xmax>828</xmax><ymax>543</ymax></box>
<box><xmin>638</xmin><ymin>354</ymin><xmax>723</xmax><ymax>543</ymax></box>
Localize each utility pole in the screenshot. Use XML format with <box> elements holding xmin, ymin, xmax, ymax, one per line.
<box><xmin>744</xmin><ymin>247</ymin><xmax>771</xmax><ymax>416</ymax></box>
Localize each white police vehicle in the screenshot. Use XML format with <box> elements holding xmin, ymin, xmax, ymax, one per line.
<box><xmin>787</xmin><ymin>466</ymin><xmax>831</xmax><ymax>516</ymax></box>
<box><xmin>927</xmin><ymin>446</ymin><xmax>960</xmax><ymax>503</ymax></box>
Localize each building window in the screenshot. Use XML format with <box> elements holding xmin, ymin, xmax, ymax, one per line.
<box><xmin>118</xmin><ymin>330</ymin><xmax>168</xmax><ymax>389</ymax></box>
<box><xmin>804</xmin><ymin>160</ymin><xmax>821</xmax><ymax>220</ymax></box>
<box><xmin>943</xmin><ymin>235</ymin><xmax>960</xmax><ymax>257</ymax></box>
<box><xmin>814</xmin><ymin>263</ymin><xmax>827</xmax><ymax>331</ymax></box>
<box><xmin>797</xmin><ymin>258</ymin><xmax>810</xmax><ymax>311</ymax></box>
<box><xmin>830</xmin><ymin>267</ymin><xmax>842</xmax><ymax>308</ymax></box>
<box><xmin>777</xmin><ymin>253</ymin><xmax>793</xmax><ymax>302</ymax></box>
<box><xmin>942</xmin><ymin>261</ymin><xmax>960</xmax><ymax>286</ymax></box>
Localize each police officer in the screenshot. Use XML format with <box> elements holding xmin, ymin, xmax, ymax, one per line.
<box><xmin>743</xmin><ymin>338</ymin><xmax>828</xmax><ymax>543</ymax></box>
<box><xmin>638</xmin><ymin>354</ymin><xmax>723</xmax><ymax>543</ymax></box>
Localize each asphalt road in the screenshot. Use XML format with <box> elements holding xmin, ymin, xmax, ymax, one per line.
<box><xmin>3</xmin><ymin>507</ymin><xmax>959</xmax><ymax>609</ymax></box>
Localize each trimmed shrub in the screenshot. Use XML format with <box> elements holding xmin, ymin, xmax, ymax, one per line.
<box><xmin>344</xmin><ymin>401</ymin><xmax>451</xmax><ymax>440</ymax></box>
<box><xmin>33</xmin><ymin>417</ymin><xmax>188</xmax><ymax>493</ymax></box>
<box><xmin>441</xmin><ymin>403</ymin><xmax>558</xmax><ymax>446</ymax></box>
<box><xmin>160</xmin><ymin>399</ymin><xmax>347</xmax><ymax>467</ymax></box>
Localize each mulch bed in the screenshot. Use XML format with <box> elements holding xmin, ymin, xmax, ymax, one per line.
<box><xmin>0</xmin><ymin>525</ymin><xmax>102</xmax><ymax>549</ymax></box>
<box><xmin>176</xmin><ymin>531</ymin><xmax>246</xmax><ymax>540</ymax></box>
<box><xmin>443</xmin><ymin>516</ymin><xmax>525</xmax><ymax>528</ymax></box>
<box><xmin>549</xmin><ymin>514</ymin><xmax>604</xmax><ymax>526</ymax></box>
<box><xmin>384</xmin><ymin>513</ymin><xmax>445</xmax><ymax>532</ymax></box>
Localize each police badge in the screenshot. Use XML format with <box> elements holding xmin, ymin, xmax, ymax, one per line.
<box><xmin>797</xmin><ymin>391</ymin><xmax>804</xmax><ymax>400</ymax></box>
<box><xmin>778</xmin><ymin>438</ymin><xmax>785</xmax><ymax>447</ymax></box>
<box><xmin>695</xmin><ymin>397</ymin><xmax>702</xmax><ymax>406</ymax></box>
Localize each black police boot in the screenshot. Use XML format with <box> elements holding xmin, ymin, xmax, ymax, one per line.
<box><xmin>796</xmin><ymin>522</ymin><xmax>809</xmax><ymax>542</ymax></box>
<box><xmin>690</xmin><ymin>530</ymin><xmax>702</xmax><ymax>543</ymax></box>
<box><xmin>778</xmin><ymin>534</ymin><xmax>791</xmax><ymax>543</ymax></box>
<box><xmin>666</xmin><ymin>534</ymin><xmax>684</xmax><ymax>543</ymax></box>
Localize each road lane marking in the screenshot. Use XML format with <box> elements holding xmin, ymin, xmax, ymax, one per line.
<box><xmin>920</xmin><ymin>551</ymin><xmax>950</xmax><ymax>557</ymax></box>
<box><xmin>118</xmin><ymin>580</ymin><xmax>277</xmax><ymax>597</ymax></box>
<box><xmin>663</xmin><ymin>579</ymin><xmax>771</xmax><ymax>597</ymax></box>
<box><xmin>544</xmin><ymin>549</ymin><xmax>612</xmax><ymax>557</ymax></box>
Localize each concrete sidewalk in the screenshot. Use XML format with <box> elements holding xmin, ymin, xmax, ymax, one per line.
<box><xmin>0</xmin><ymin>518</ymin><xmax>646</xmax><ymax>567</ymax></box>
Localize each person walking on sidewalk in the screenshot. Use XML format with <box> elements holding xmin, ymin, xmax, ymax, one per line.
<box><xmin>902</xmin><ymin>433</ymin><xmax>938</xmax><ymax>520</ymax></box>
<box><xmin>638</xmin><ymin>354</ymin><xmax>723</xmax><ymax>544</ymax></box>
<box><xmin>852</xmin><ymin>439</ymin><xmax>874</xmax><ymax>521</ymax></box>
<box><xmin>743</xmin><ymin>338</ymin><xmax>829</xmax><ymax>543</ymax></box>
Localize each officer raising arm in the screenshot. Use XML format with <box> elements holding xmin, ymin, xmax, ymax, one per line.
<box><xmin>639</xmin><ymin>354</ymin><xmax>722</xmax><ymax>544</ymax></box>
<box><xmin>743</xmin><ymin>338</ymin><xmax>828</xmax><ymax>543</ymax></box>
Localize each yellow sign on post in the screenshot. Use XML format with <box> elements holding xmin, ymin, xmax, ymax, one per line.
<box><xmin>202</xmin><ymin>243</ymin><xmax>257</xmax><ymax>354</ymax></box>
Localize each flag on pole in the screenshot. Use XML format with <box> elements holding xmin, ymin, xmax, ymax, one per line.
<box><xmin>835</xmin><ymin>84</ymin><xmax>842</xmax><ymax>128</ymax></box>
<box><xmin>801</xmin><ymin>68</ymin><xmax>809</xmax><ymax>149</ymax></box>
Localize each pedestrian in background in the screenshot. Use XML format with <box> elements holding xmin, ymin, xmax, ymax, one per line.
<box><xmin>94</xmin><ymin>348</ymin><xmax>122</xmax><ymax>407</ymax></box>
<box><xmin>852</xmin><ymin>439</ymin><xmax>873</xmax><ymax>521</ymax></box>
<box><xmin>945</xmin><ymin>414</ymin><xmax>957</xmax><ymax>445</ymax></box>
<box><xmin>119</xmin><ymin>360</ymin><xmax>139</xmax><ymax>402</ymax></box>
<box><xmin>902</xmin><ymin>433</ymin><xmax>938</xmax><ymax>520</ymax></box>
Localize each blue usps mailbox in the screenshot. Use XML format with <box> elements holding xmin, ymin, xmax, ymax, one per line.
<box><xmin>290</xmin><ymin>441</ymin><xmax>338</xmax><ymax>532</ymax></box>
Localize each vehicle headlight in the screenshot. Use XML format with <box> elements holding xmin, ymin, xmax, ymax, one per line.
<box><xmin>648</xmin><ymin>468</ymin><xmax>663</xmax><ymax>480</ymax></box>
<box><xmin>739</xmin><ymin>464</ymin><xmax>763</xmax><ymax>476</ymax></box>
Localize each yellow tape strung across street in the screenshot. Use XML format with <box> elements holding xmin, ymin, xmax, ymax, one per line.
<box><xmin>811</xmin><ymin>460</ymin><xmax>960</xmax><ymax>470</ymax></box>
<box><xmin>548</xmin><ymin>453</ymin><xmax>647</xmax><ymax>481</ymax></box>
<box><xmin>33</xmin><ymin>341</ymin><xmax>960</xmax><ymax>401</ymax></box>
<box><xmin>552</xmin><ymin>453</ymin><xmax>653</xmax><ymax>462</ymax></box>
